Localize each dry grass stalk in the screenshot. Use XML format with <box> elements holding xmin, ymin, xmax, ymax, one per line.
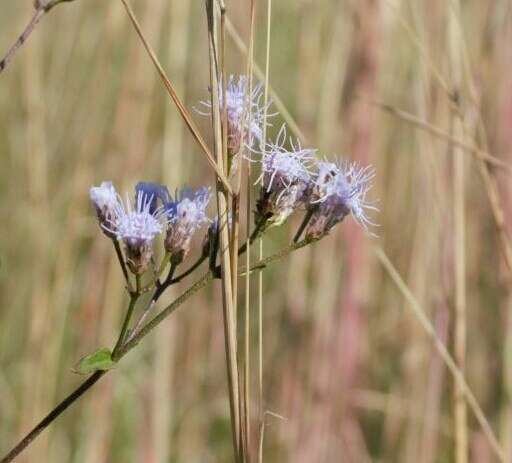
<box><xmin>371</xmin><ymin>100</ymin><xmax>512</xmax><ymax>173</ymax></box>
<box><xmin>240</xmin><ymin>1</ymin><xmax>257</xmax><ymax>461</ymax></box>
<box><xmin>375</xmin><ymin>247</ymin><xmax>505</xmax><ymax>462</ymax></box>
<box><xmin>448</xmin><ymin>1</ymin><xmax>468</xmax><ymax>460</ymax></box>
<box><xmin>120</xmin><ymin>0</ymin><xmax>233</xmax><ymax>194</ymax></box>
<box><xmin>205</xmin><ymin>2</ymin><xmax>241</xmax><ymax>461</ymax></box>
<box><xmin>257</xmin><ymin>1</ymin><xmax>272</xmax><ymax>461</ymax></box>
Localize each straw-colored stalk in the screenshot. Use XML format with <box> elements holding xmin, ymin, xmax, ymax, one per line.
<box><xmin>447</xmin><ymin>1</ymin><xmax>468</xmax><ymax>461</ymax></box>
<box><xmin>240</xmin><ymin>1</ymin><xmax>256</xmax><ymax>461</ymax></box>
<box><xmin>205</xmin><ymin>2</ymin><xmax>241</xmax><ymax>461</ymax></box>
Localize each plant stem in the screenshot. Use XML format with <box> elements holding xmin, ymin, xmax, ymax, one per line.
<box><xmin>112</xmin><ymin>239</ymin><xmax>133</xmax><ymax>293</ymax></box>
<box><xmin>242</xmin><ymin>1</ymin><xmax>257</xmax><ymax>459</ymax></box>
<box><xmin>0</xmin><ymin>240</ymin><xmax>315</xmax><ymax>463</ymax></box>
<box><xmin>171</xmin><ymin>254</ymin><xmax>208</xmax><ymax>284</ymax></box>
<box><xmin>112</xmin><ymin>293</ymin><xmax>139</xmax><ymax>359</ymax></box>
<box><xmin>205</xmin><ymin>1</ymin><xmax>241</xmax><ymax>460</ymax></box>
<box><xmin>119</xmin><ymin>0</ymin><xmax>232</xmax><ymax>194</ymax></box>
<box><xmin>0</xmin><ymin>370</ymin><xmax>105</xmax><ymax>463</ymax></box>
<box><xmin>152</xmin><ymin>262</ymin><xmax>178</xmax><ymax>303</ymax></box>
<box><xmin>258</xmin><ymin>1</ymin><xmax>272</xmax><ymax>459</ymax></box>
<box><xmin>0</xmin><ymin>0</ymin><xmax>77</xmax><ymax>74</ymax></box>
<box><xmin>238</xmin><ymin>216</ymin><xmax>268</xmax><ymax>256</ymax></box>
<box><xmin>293</xmin><ymin>208</ymin><xmax>315</xmax><ymax>243</ymax></box>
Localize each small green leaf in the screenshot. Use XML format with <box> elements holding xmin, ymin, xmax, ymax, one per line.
<box><xmin>73</xmin><ymin>348</ymin><xmax>116</xmax><ymax>375</ymax></box>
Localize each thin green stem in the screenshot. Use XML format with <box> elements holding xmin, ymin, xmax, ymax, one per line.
<box><xmin>171</xmin><ymin>253</ymin><xmax>208</xmax><ymax>284</ymax></box>
<box><xmin>112</xmin><ymin>275</ymin><xmax>141</xmax><ymax>358</ymax></box>
<box><xmin>238</xmin><ymin>215</ymin><xmax>268</xmax><ymax>256</ymax></box>
<box><xmin>151</xmin><ymin>262</ymin><xmax>178</xmax><ymax>303</ymax></box>
<box><xmin>113</xmin><ymin>239</ymin><xmax>133</xmax><ymax>293</ymax></box>
<box><xmin>0</xmin><ymin>239</ymin><xmax>317</xmax><ymax>463</ymax></box>
<box><xmin>141</xmin><ymin>252</ymin><xmax>172</xmax><ymax>294</ymax></box>
<box><xmin>293</xmin><ymin>208</ymin><xmax>315</xmax><ymax>243</ymax></box>
<box><xmin>112</xmin><ymin>297</ymin><xmax>137</xmax><ymax>359</ymax></box>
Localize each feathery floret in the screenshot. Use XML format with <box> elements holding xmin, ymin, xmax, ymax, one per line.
<box><xmin>108</xmin><ymin>190</ymin><xmax>163</xmax><ymax>274</ymax></box>
<box><xmin>306</xmin><ymin>159</ymin><xmax>376</xmax><ymax>238</ymax></box>
<box><xmin>89</xmin><ymin>181</ymin><xmax>120</xmax><ymax>237</ymax></box>
<box><xmin>164</xmin><ymin>187</ymin><xmax>211</xmax><ymax>263</ymax></box>
<box><xmin>256</xmin><ymin>125</ymin><xmax>316</xmax><ymax>226</ymax></box>
<box><xmin>196</xmin><ymin>74</ymin><xmax>270</xmax><ymax>157</ymax></box>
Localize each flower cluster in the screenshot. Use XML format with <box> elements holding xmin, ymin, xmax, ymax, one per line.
<box><xmin>90</xmin><ymin>75</ymin><xmax>377</xmax><ymax>278</ymax></box>
<box><xmin>89</xmin><ymin>181</ymin><xmax>211</xmax><ymax>274</ymax></box>
<box><xmin>196</xmin><ymin>74</ymin><xmax>377</xmax><ymax>237</ymax></box>
<box><xmin>253</xmin><ymin>131</ymin><xmax>376</xmax><ymax>236</ymax></box>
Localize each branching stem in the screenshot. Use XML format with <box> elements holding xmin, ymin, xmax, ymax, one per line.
<box><xmin>0</xmin><ymin>238</ymin><xmax>315</xmax><ymax>463</ymax></box>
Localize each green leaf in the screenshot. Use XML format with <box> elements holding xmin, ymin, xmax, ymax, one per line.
<box><xmin>73</xmin><ymin>348</ymin><xmax>116</xmax><ymax>375</ymax></box>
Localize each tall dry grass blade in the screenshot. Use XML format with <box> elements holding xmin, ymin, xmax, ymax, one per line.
<box><xmin>257</xmin><ymin>1</ymin><xmax>272</xmax><ymax>460</ymax></box>
<box><xmin>223</xmin><ymin>16</ymin><xmax>307</xmax><ymax>143</ymax></box>
<box><xmin>370</xmin><ymin>100</ymin><xmax>512</xmax><ymax>173</ymax></box>
<box><xmin>447</xmin><ymin>0</ymin><xmax>468</xmax><ymax>463</ymax></box>
<box><xmin>216</xmin><ymin>28</ymin><xmax>504</xmax><ymax>461</ymax></box>
<box><xmin>119</xmin><ymin>0</ymin><xmax>233</xmax><ymax>195</ymax></box>
<box><xmin>448</xmin><ymin>1</ymin><xmax>468</xmax><ymax>460</ymax></box>
<box><xmin>241</xmin><ymin>1</ymin><xmax>257</xmax><ymax>460</ymax></box>
<box><xmin>152</xmin><ymin>0</ymin><xmax>192</xmax><ymax>459</ymax></box>
<box><xmin>375</xmin><ymin>247</ymin><xmax>505</xmax><ymax>462</ymax></box>
<box><xmin>204</xmin><ymin>2</ymin><xmax>241</xmax><ymax>461</ymax></box>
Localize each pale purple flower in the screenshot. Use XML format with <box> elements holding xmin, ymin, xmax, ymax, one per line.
<box><xmin>196</xmin><ymin>74</ymin><xmax>271</xmax><ymax>156</ymax></box>
<box><xmin>107</xmin><ymin>190</ymin><xmax>163</xmax><ymax>274</ymax></box>
<box><xmin>89</xmin><ymin>181</ymin><xmax>119</xmax><ymax>237</ymax></box>
<box><xmin>306</xmin><ymin>159</ymin><xmax>377</xmax><ymax>238</ymax></box>
<box><xmin>164</xmin><ymin>187</ymin><xmax>211</xmax><ymax>262</ymax></box>
<box><xmin>256</xmin><ymin>125</ymin><xmax>316</xmax><ymax>226</ymax></box>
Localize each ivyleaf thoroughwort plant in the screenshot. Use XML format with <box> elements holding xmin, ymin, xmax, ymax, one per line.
<box><xmin>0</xmin><ymin>3</ymin><xmax>376</xmax><ymax>463</ymax></box>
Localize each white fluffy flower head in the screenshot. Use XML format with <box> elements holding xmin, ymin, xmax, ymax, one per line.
<box><xmin>307</xmin><ymin>159</ymin><xmax>377</xmax><ymax>237</ymax></box>
<box><xmin>164</xmin><ymin>187</ymin><xmax>211</xmax><ymax>261</ymax></box>
<box><xmin>255</xmin><ymin>126</ymin><xmax>316</xmax><ymax>226</ymax></box>
<box><xmin>259</xmin><ymin>125</ymin><xmax>314</xmax><ymax>194</ymax></box>
<box><xmin>90</xmin><ymin>181</ymin><xmax>118</xmax><ymax>213</ymax></box>
<box><xmin>89</xmin><ymin>181</ymin><xmax>121</xmax><ymax>237</ymax></box>
<box><xmin>196</xmin><ymin>74</ymin><xmax>271</xmax><ymax>155</ymax></box>
<box><xmin>108</xmin><ymin>191</ymin><xmax>162</xmax><ymax>250</ymax></box>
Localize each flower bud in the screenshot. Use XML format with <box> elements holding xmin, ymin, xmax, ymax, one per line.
<box><xmin>163</xmin><ymin>187</ymin><xmax>211</xmax><ymax>264</ymax></box>
<box><xmin>89</xmin><ymin>181</ymin><xmax>120</xmax><ymax>238</ymax></box>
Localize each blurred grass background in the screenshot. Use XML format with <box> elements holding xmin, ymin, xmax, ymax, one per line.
<box><xmin>1</xmin><ymin>0</ymin><xmax>512</xmax><ymax>462</ymax></box>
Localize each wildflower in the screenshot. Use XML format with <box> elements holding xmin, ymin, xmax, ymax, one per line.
<box><xmin>89</xmin><ymin>181</ymin><xmax>120</xmax><ymax>238</ymax></box>
<box><xmin>306</xmin><ymin>160</ymin><xmax>376</xmax><ymax>239</ymax></box>
<box><xmin>163</xmin><ymin>187</ymin><xmax>211</xmax><ymax>264</ymax></box>
<box><xmin>256</xmin><ymin>125</ymin><xmax>315</xmax><ymax>227</ymax></box>
<box><xmin>135</xmin><ymin>181</ymin><xmax>170</xmax><ymax>214</ymax></box>
<box><xmin>107</xmin><ymin>190</ymin><xmax>163</xmax><ymax>275</ymax></box>
<box><xmin>196</xmin><ymin>74</ymin><xmax>270</xmax><ymax>157</ymax></box>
